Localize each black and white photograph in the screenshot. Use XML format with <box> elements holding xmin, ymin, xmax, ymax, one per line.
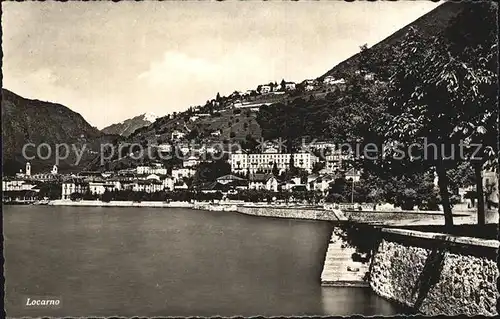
<box><xmin>1</xmin><ymin>0</ymin><xmax>499</xmax><ymax>317</ymax></box>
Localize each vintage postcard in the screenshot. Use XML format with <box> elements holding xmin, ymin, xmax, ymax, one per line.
<box><xmin>2</xmin><ymin>0</ymin><xmax>499</xmax><ymax>317</ymax></box>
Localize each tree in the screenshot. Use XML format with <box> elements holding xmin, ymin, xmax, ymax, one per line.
<box><xmin>357</xmin><ymin>162</ymin><xmax>439</xmax><ymax>210</ymax></box>
<box><xmin>447</xmin><ymin>162</ymin><xmax>476</xmax><ymax>193</ymax></box>
<box><xmin>280</xmin><ymin>79</ymin><xmax>286</xmax><ymax>91</ymax></box>
<box><xmin>289</xmin><ymin>155</ymin><xmax>295</xmax><ymax>171</ymax></box>
<box><xmin>381</xmin><ymin>9</ymin><xmax>498</xmax><ymax>228</ymax></box>
<box><xmin>241</xmin><ymin>134</ymin><xmax>259</xmax><ymax>152</ymax></box>
<box><xmin>82</xmin><ymin>190</ymin><xmax>98</xmax><ymax>201</ymax></box>
<box><xmin>192</xmin><ymin>159</ymin><xmax>231</xmax><ymax>187</ymax></box>
<box><xmin>443</xmin><ymin>3</ymin><xmax>498</xmax><ymax>224</ymax></box>
<box><xmin>185</xmin><ymin>128</ymin><xmax>199</xmax><ymax>141</ymax></box>
<box><xmin>70</xmin><ymin>192</ymin><xmax>83</xmax><ymax>201</ymax></box>
<box><xmin>272</xmin><ymin>162</ymin><xmax>279</xmax><ymax>177</ymax></box>
<box><xmin>325</xmin><ymin>192</ymin><xmax>345</xmax><ymax>203</ymax></box>
<box><xmin>312</xmin><ymin>162</ymin><xmax>325</xmax><ymax>174</ymax></box>
<box><xmin>485</xmin><ymin>180</ymin><xmax>498</xmax><ymax>209</ymax></box>
<box><xmin>38</xmin><ymin>182</ymin><xmax>62</xmax><ymax>200</ymax></box>
<box><xmin>101</xmin><ymin>190</ymin><xmax>113</xmax><ymax>202</ymax></box>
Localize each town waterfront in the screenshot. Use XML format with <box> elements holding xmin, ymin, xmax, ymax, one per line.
<box><xmin>4</xmin><ymin>205</ymin><xmax>409</xmax><ymax>317</ymax></box>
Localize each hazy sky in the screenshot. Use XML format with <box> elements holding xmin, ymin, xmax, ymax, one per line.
<box><xmin>2</xmin><ymin>1</ymin><xmax>441</xmax><ymax>129</ymax></box>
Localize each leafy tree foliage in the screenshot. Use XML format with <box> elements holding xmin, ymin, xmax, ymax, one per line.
<box><xmin>192</xmin><ymin>159</ymin><xmax>231</xmax><ymax>187</ymax></box>
<box><xmin>381</xmin><ymin>3</ymin><xmax>498</xmax><ymax>226</ymax></box>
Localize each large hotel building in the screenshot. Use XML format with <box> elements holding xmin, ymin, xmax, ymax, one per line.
<box><xmin>230</xmin><ymin>150</ymin><xmax>318</xmax><ymax>174</ymax></box>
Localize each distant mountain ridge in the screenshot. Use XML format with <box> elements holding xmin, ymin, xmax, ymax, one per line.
<box><xmin>119</xmin><ymin>2</ymin><xmax>471</xmax><ymax>147</ymax></box>
<box><xmin>101</xmin><ymin>112</ymin><xmax>159</xmax><ymax>137</ymax></box>
<box><xmin>321</xmin><ymin>1</ymin><xmax>465</xmax><ymax>79</ymax></box>
<box><xmin>1</xmin><ymin>88</ymin><xmax>119</xmax><ymax>175</ymax></box>
<box><xmin>2</xmin><ymin>2</ymin><xmax>483</xmax><ymax>174</ymax></box>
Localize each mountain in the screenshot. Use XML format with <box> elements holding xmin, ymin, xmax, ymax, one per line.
<box><xmin>1</xmin><ymin>89</ymin><xmax>120</xmax><ymax>175</ymax></box>
<box><xmin>114</xmin><ymin>2</ymin><xmax>474</xmax><ymax>150</ymax></box>
<box><xmin>321</xmin><ymin>1</ymin><xmax>465</xmax><ymax>79</ymax></box>
<box><xmin>5</xmin><ymin>2</ymin><xmax>490</xmax><ymax>174</ymax></box>
<box><xmin>101</xmin><ymin>112</ymin><xmax>159</xmax><ymax>137</ymax></box>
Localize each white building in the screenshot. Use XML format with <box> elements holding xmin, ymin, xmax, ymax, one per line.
<box><xmin>174</xmin><ymin>181</ymin><xmax>189</xmax><ymax>190</ymax></box>
<box><xmin>364</xmin><ymin>73</ymin><xmax>375</xmax><ymax>81</ymax></box>
<box><xmin>308</xmin><ymin>174</ymin><xmax>336</xmax><ymax>193</ymax></box>
<box><xmin>143</xmin><ymin>174</ymin><xmax>174</xmax><ymax>191</ymax></box>
<box><xmin>2</xmin><ymin>178</ymin><xmax>38</xmax><ymax>192</ymax></box>
<box><xmin>145</xmin><ymin>173</ymin><xmax>160</xmax><ymax>181</ymax></box>
<box><xmin>484</xmin><ymin>170</ymin><xmax>499</xmax><ymax>205</ymax></box>
<box><xmin>29</xmin><ymin>173</ymin><xmax>58</xmax><ymax>182</ymax></box>
<box><xmin>323</xmin><ymin>76</ymin><xmax>346</xmax><ymax>86</ymax></box>
<box><xmin>283</xmin><ymin>177</ymin><xmax>303</xmax><ymax>191</ymax></box>
<box><xmin>210</xmin><ymin>130</ymin><xmax>221</xmax><ymax>137</ymax></box>
<box><xmin>162</xmin><ymin>176</ymin><xmax>175</xmax><ymax>191</ymax></box>
<box><xmin>171</xmin><ymin>130</ymin><xmax>186</xmax><ymax>141</ymax></box>
<box><xmin>284</xmin><ymin>82</ymin><xmax>296</xmax><ymax>90</ymax></box>
<box><xmin>216</xmin><ymin>174</ymin><xmax>246</xmax><ymax>185</ymax></box>
<box><xmin>260</xmin><ymin>85</ymin><xmax>271</xmax><ymax>94</ymax></box>
<box><xmin>345</xmin><ymin>169</ymin><xmax>361</xmax><ymax>182</ymax></box>
<box><xmin>171</xmin><ymin>168</ymin><xmax>196</xmax><ymax>182</ymax></box>
<box><xmin>183</xmin><ymin>155</ymin><xmax>200</xmax><ymax>168</ymax></box>
<box><xmin>178</xmin><ymin>143</ymin><xmax>190</xmax><ymax>155</ymax></box>
<box><xmin>157</xmin><ymin>144</ymin><xmax>172</xmax><ymax>153</ymax></box>
<box><xmin>61</xmin><ymin>180</ymin><xmax>88</xmax><ymax>200</ymax></box>
<box><xmin>248</xmin><ymin>174</ymin><xmax>279</xmax><ymax>192</ymax></box>
<box><xmin>324</xmin><ymin>160</ymin><xmax>341</xmax><ymax>173</ymax></box>
<box><xmin>89</xmin><ymin>181</ymin><xmax>119</xmax><ymax>195</ymax></box>
<box><xmin>230</xmin><ymin>151</ymin><xmax>318</xmax><ymax>174</ymax></box>
<box><xmin>25</xmin><ymin>162</ymin><xmax>31</xmax><ymax>176</ymax></box>
<box><xmin>305</xmin><ymin>140</ymin><xmax>337</xmax><ymax>151</ymax></box>
<box><xmin>136</xmin><ymin>165</ymin><xmax>168</xmax><ymax>175</ymax></box>
<box><xmin>234</xmin><ymin>102</ymin><xmax>273</xmax><ymax>109</ymax></box>
<box><xmin>133</xmin><ymin>179</ymin><xmax>163</xmax><ymax>193</ymax></box>
<box><xmin>322</xmin><ymin>150</ymin><xmax>351</xmax><ymax>173</ymax></box>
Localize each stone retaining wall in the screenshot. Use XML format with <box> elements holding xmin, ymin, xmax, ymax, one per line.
<box><xmin>343</xmin><ymin>210</ymin><xmax>472</xmax><ymax>226</ymax></box>
<box><xmin>369</xmin><ymin>228</ymin><xmax>499</xmax><ymax>316</ymax></box>
<box><xmin>236</xmin><ymin>206</ymin><xmax>342</xmax><ymax>221</ymax></box>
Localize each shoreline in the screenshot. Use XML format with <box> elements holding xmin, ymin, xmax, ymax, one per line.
<box><xmin>9</xmin><ymin>199</ymin><xmax>452</xmax><ymax>212</ymax></box>
<box><xmin>47</xmin><ymin>199</ymin><xmax>195</xmax><ymax>208</ymax></box>
<box><xmin>7</xmin><ymin>199</ymin><xmax>484</xmax><ymax>224</ymax></box>
<box><xmin>44</xmin><ymin>200</ymin><xmax>337</xmax><ymax>215</ymax></box>
<box><xmin>37</xmin><ymin>199</ymin><xmax>346</xmax><ymax>221</ymax></box>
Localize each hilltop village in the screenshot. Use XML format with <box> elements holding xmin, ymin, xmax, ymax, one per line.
<box><xmin>2</xmin><ymin>76</ymin><xmax>351</xmax><ymax>201</ymax></box>
<box><xmin>2</xmin><ymin>73</ymin><xmax>498</xmax><ymax>210</ymax></box>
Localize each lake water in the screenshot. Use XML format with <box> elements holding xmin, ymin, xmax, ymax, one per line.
<box><xmin>3</xmin><ymin>205</ymin><xmax>409</xmax><ymax>317</ymax></box>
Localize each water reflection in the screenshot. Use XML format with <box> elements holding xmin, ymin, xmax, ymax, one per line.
<box><xmin>321</xmin><ymin>287</ymin><xmax>409</xmax><ymax>315</ymax></box>
<box><xmin>4</xmin><ymin>205</ymin><xmax>408</xmax><ymax>317</ymax></box>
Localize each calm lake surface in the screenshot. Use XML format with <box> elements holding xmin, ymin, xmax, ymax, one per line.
<box><xmin>4</xmin><ymin>205</ymin><xmax>408</xmax><ymax>317</ymax></box>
